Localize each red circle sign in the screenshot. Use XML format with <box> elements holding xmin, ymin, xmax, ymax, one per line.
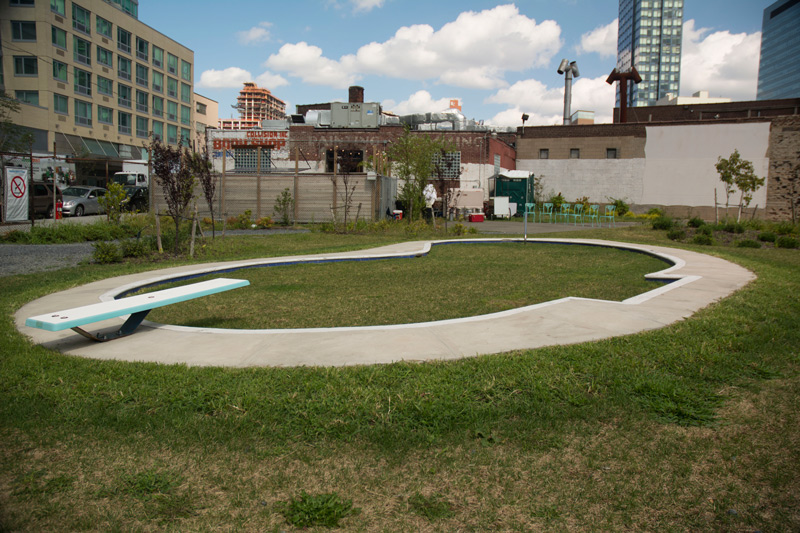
<box><xmin>11</xmin><ymin>176</ymin><xmax>26</xmax><ymax>199</ymax></box>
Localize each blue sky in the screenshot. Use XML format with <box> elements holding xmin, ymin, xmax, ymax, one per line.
<box><xmin>142</xmin><ymin>0</ymin><xmax>768</xmax><ymax>126</ymax></box>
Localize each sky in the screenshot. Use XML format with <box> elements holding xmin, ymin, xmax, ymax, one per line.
<box><xmin>141</xmin><ymin>0</ymin><xmax>768</xmax><ymax>127</ymax></box>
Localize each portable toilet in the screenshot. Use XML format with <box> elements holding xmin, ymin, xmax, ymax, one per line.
<box><xmin>493</xmin><ymin>171</ymin><xmax>534</xmax><ymax>216</ymax></box>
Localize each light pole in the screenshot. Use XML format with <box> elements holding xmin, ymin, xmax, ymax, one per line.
<box><xmin>557</xmin><ymin>59</ymin><xmax>580</xmax><ymax>125</ymax></box>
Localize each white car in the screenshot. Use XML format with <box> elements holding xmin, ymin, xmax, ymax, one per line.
<box><xmin>61</xmin><ymin>186</ymin><xmax>107</xmax><ymax>217</ymax></box>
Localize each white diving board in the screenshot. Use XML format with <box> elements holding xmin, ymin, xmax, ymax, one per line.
<box><xmin>26</xmin><ymin>278</ymin><xmax>249</xmax><ymax>342</ymax></box>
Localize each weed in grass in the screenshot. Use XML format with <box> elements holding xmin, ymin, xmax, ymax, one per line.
<box><xmin>278</xmin><ymin>491</ymin><xmax>359</xmax><ymax>528</ymax></box>
<box><xmin>407</xmin><ymin>492</ymin><xmax>456</xmax><ymax>521</ymax></box>
<box><xmin>12</xmin><ymin>470</ymin><xmax>74</xmax><ymax>497</ymax></box>
<box><xmin>119</xmin><ymin>469</ymin><xmax>182</xmax><ymax>500</ymax></box>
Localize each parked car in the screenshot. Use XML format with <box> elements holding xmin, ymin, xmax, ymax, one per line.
<box><xmin>122</xmin><ymin>186</ymin><xmax>149</xmax><ymax>212</ymax></box>
<box><xmin>61</xmin><ymin>186</ymin><xmax>107</xmax><ymax>217</ymax></box>
<box><xmin>31</xmin><ymin>182</ymin><xmax>63</xmax><ymax>219</ymax></box>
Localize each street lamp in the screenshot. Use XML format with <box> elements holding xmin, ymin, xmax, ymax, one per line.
<box><xmin>557</xmin><ymin>59</ymin><xmax>580</xmax><ymax>125</ymax></box>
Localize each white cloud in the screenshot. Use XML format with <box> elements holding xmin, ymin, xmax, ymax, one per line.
<box><xmin>351</xmin><ymin>0</ymin><xmax>384</xmax><ymax>12</ymax></box>
<box><xmin>381</xmin><ymin>90</ymin><xmax>457</xmax><ymax>115</ymax></box>
<box><xmin>265</xmin><ymin>42</ymin><xmax>358</xmax><ymax>88</ymax></box>
<box><xmin>255</xmin><ymin>70</ymin><xmax>289</xmax><ymax>89</ymax></box>
<box><xmin>575</xmin><ymin>18</ymin><xmax>618</xmax><ymax>58</ymax></box>
<box><xmin>680</xmin><ymin>19</ymin><xmax>760</xmax><ymax>101</ymax></box>
<box><xmin>197</xmin><ymin>67</ymin><xmax>254</xmax><ymax>88</ymax></box>
<box><xmin>237</xmin><ymin>22</ymin><xmax>273</xmax><ymax>45</ymax></box>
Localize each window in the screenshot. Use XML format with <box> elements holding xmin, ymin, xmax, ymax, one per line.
<box><xmin>11</xmin><ymin>21</ymin><xmax>36</xmax><ymax>41</ymax></box>
<box><xmin>152</xmin><ymin>71</ymin><xmax>163</xmax><ymax>93</ymax></box>
<box><xmin>167</xmin><ymin>124</ymin><xmax>178</xmax><ymax>144</ymax></box>
<box><xmin>167</xmin><ymin>77</ymin><xmax>178</xmax><ymax>98</ymax></box>
<box><xmin>136</xmin><ymin>38</ymin><xmax>148</xmax><ymax>61</ymax></box>
<box><xmin>180</xmin><ymin>83</ymin><xmax>191</xmax><ymax>104</ymax></box>
<box><xmin>167</xmin><ymin>53</ymin><xmax>178</xmax><ymax>75</ymax></box>
<box><xmin>52</xmin><ymin>26</ymin><xmax>66</xmax><ymax>48</ymax></box>
<box><xmin>72</xmin><ymin>4</ymin><xmax>90</xmax><ymax>34</ymax></box>
<box><xmin>570</xmin><ymin>148</ymin><xmax>580</xmax><ymax>159</ymax></box>
<box><xmin>118</xmin><ymin>111</ymin><xmax>132</xmax><ymax>135</ymax></box>
<box><xmin>136</xmin><ymin>90</ymin><xmax>148</xmax><ymax>113</ymax></box>
<box><xmin>167</xmin><ymin>100</ymin><xmax>178</xmax><ymax>121</ymax></box>
<box><xmin>98</xmin><ymin>105</ymin><xmax>113</xmax><ymax>124</ymax></box>
<box><xmin>54</xmin><ymin>93</ymin><xmax>68</xmax><ymax>114</ymax></box>
<box><xmin>97</xmin><ymin>46</ymin><xmax>112</xmax><ymax>67</ymax></box>
<box><xmin>14</xmin><ymin>56</ymin><xmax>38</xmax><ymax>76</ymax></box>
<box><xmin>181</xmin><ymin>105</ymin><xmax>191</xmax><ymax>125</ymax></box>
<box><xmin>74</xmin><ymin>36</ymin><xmax>91</xmax><ymax>65</ymax></box>
<box><xmin>51</xmin><ymin>0</ymin><xmax>66</xmax><ymax>15</ymax></box>
<box><xmin>118</xmin><ymin>56</ymin><xmax>131</xmax><ymax>81</ymax></box>
<box><xmin>53</xmin><ymin>60</ymin><xmax>67</xmax><ymax>82</ymax></box>
<box><xmin>152</xmin><ymin>96</ymin><xmax>163</xmax><ymax>117</ymax></box>
<box><xmin>118</xmin><ymin>84</ymin><xmax>132</xmax><ymax>108</ymax></box>
<box><xmin>152</xmin><ymin>121</ymin><xmax>163</xmax><ymax>140</ymax></box>
<box><xmin>152</xmin><ymin>46</ymin><xmax>164</xmax><ymax>69</ymax></box>
<box><xmin>119</xmin><ymin>0</ymin><xmax>137</xmax><ymax>17</ymax></box>
<box><xmin>181</xmin><ymin>128</ymin><xmax>191</xmax><ymax>144</ymax></box>
<box><xmin>96</xmin><ymin>15</ymin><xmax>112</xmax><ymax>38</ymax></box>
<box><xmin>11</xmin><ymin>0</ymin><xmax>35</xmax><ymax>4</ymax></box>
<box><xmin>15</xmin><ymin>91</ymin><xmax>39</xmax><ymax>106</ymax></box>
<box><xmin>196</xmin><ymin>102</ymin><xmax>207</xmax><ymax>115</ymax></box>
<box><xmin>75</xmin><ymin>99</ymin><xmax>92</xmax><ymax>126</ymax></box>
<box><xmin>606</xmin><ymin>148</ymin><xmax>618</xmax><ymax>159</ymax></box>
<box><xmin>136</xmin><ymin>64</ymin><xmax>148</xmax><ymax>87</ymax></box>
<box><xmin>97</xmin><ymin>76</ymin><xmax>113</xmax><ymax>96</ymax></box>
<box><xmin>181</xmin><ymin>60</ymin><xmax>191</xmax><ymax>82</ymax></box>
<box><xmin>74</xmin><ymin>68</ymin><xmax>91</xmax><ymax>96</ymax></box>
<box><xmin>117</xmin><ymin>27</ymin><xmax>131</xmax><ymax>54</ymax></box>
<box><xmin>539</xmin><ymin>148</ymin><xmax>549</xmax><ymax>159</ymax></box>
<box><xmin>136</xmin><ymin>116</ymin><xmax>148</xmax><ymax>138</ymax></box>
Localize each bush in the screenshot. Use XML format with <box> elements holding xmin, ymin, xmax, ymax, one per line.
<box><xmin>759</xmin><ymin>231</ymin><xmax>777</xmax><ymax>242</ymax></box>
<box><xmin>608</xmin><ymin>197</ymin><xmax>629</xmax><ymax>216</ymax></box>
<box><xmin>772</xmin><ymin>221</ymin><xmax>796</xmax><ymax>235</ymax></box>
<box><xmin>688</xmin><ymin>216</ymin><xmax>705</xmax><ymax>228</ymax></box>
<box><xmin>226</xmin><ymin>210</ymin><xmax>253</xmax><ymax>230</ymax></box>
<box><xmin>120</xmin><ymin>238</ymin><xmax>152</xmax><ymax>258</ymax></box>
<box><xmin>255</xmin><ymin>216</ymin><xmax>273</xmax><ymax>229</ymax></box>
<box><xmin>666</xmin><ymin>229</ymin><xmax>686</xmax><ymax>241</ymax></box>
<box><xmin>736</xmin><ymin>239</ymin><xmax>761</xmax><ymax>248</ymax></box>
<box><xmin>698</xmin><ymin>225</ymin><xmax>713</xmax><ymax>236</ymax></box>
<box><xmin>776</xmin><ymin>236</ymin><xmax>799</xmax><ymax>249</ymax></box>
<box><xmin>692</xmin><ymin>234</ymin><xmax>714</xmax><ymax>246</ymax></box>
<box><xmin>647</xmin><ymin>207</ymin><xmax>665</xmax><ymax>217</ymax></box>
<box><xmin>720</xmin><ymin>222</ymin><xmax>745</xmax><ymax>234</ymax></box>
<box><xmin>92</xmin><ymin>241</ymin><xmax>122</xmax><ymax>263</ymax></box>
<box><xmin>651</xmin><ymin>216</ymin><xmax>674</xmax><ymax>230</ymax></box>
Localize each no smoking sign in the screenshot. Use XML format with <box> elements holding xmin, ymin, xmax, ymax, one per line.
<box><xmin>11</xmin><ymin>176</ymin><xmax>26</xmax><ymax>199</ymax></box>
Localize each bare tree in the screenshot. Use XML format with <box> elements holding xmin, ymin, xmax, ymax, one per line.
<box><xmin>188</xmin><ymin>143</ymin><xmax>216</xmax><ymax>238</ymax></box>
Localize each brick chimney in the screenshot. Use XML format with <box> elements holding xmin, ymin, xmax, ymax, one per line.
<box><xmin>349</xmin><ymin>86</ymin><xmax>364</xmax><ymax>103</ymax></box>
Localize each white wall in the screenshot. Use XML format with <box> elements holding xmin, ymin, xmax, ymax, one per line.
<box><xmin>517</xmin><ymin>159</ymin><xmax>645</xmax><ymax>204</ymax></box>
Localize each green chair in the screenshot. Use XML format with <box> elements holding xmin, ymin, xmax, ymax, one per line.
<box><xmin>585</xmin><ymin>204</ymin><xmax>600</xmax><ymax>227</ymax></box>
<box><xmin>540</xmin><ymin>202</ymin><xmax>554</xmax><ymax>223</ymax></box>
<box><xmin>600</xmin><ymin>204</ymin><xmax>617</xmax><ymax>227</ymax></box>
<box><xmin>525</xmin><ymin>203</ymin><xmax>536</xmax><ymax>223</ymax></box>
<box><xmin>556</xmin><ymin>203</ymin><xmax>571</xmax><ymax>223</ymax></box>
<box><xmin>569</xmin><ymin>203</ymin><xmax>585</xmax><ymax>225</ymax></box>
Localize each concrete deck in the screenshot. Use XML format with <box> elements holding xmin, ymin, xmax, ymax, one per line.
<box><xmin>15</xmin><ymin>238</ymin><xmax>755</xmax><ymax>367</ymax></box>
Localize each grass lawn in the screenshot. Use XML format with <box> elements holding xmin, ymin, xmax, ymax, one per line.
<box><xmin>1</xmin><ymin>225</ymin><xmax>799</xmax><ymax>531</ymax></box>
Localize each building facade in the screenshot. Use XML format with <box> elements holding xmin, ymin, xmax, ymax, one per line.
<box><xmin>219</xmin><ymin>82</ymin><xmax>286</xmax><ymax>130</ymax></box>
<box><xmin>616</xmin><ymin>0</ymin><xmax>684</xmax><ymax>108</ymax></box>
<box><xmin>193</xmin><ymin>92</ymin><xmax>217</xmax><ymax>148</ymax></box>
<box><xmin>757</xmin><ymin>0</ymin><xmax>800</xmax><ymax>100</ymax></box>
<box><xmin>1</xmin><ymin>0</ymin><xmax>194</xmax><ymax>162</ymax></box>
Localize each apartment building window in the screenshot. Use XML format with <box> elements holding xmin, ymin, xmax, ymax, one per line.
<box><xmin>98</xmin><ymin>105</ymin><xmax>113</xmax><ymax>125</ymax></box>
<box><xmin>181</xmin><ymin>60</ymin><xmax>191</xmax><ymax>82</ymax></box>
<box><xmin>97</xmin><ymin>46</ymin><xmax>112</xmax><ymax>67</ymax></box>
<box><xmin>136</xmin><ymin>38</ymin><xmax>149</xmax><ymax>61</ymax></box>
<box><xmin>72</xmin><ymin>4</ymin><xmax>90</xmax><ymax>35</ymax></box>
<box><xmin>152</xmin><ymin>71</ymin><xmax>163</xmax><ymax>93</ymax></box>
<box><xmin>152</xmin><ymin>96</ymin><xmax>163</xmax><ymax>117</ymax></box>
<box><xmin>118</xmin><ymin>56</ymin><xmax>131</xmax><ymax>81</ymax></box>
<box><xmin>180</xmin><ymin>83</ymin><xmax>191</xmax><ymax>104</ymax></box>
<box><xmin>97</xmin><ymin>76</ymin><xmax>113</xmax><ymax>96</ymax></box>
<box><xmin>54</xmin><ymin>93</ymin><xmax>68</xmax><ymax>114</ymax></box>
<box><xmin>135</xmin><ymin>64</ymin><xmax>148</xmax><ymax>87</ymax></box>
<box><xmin>96</xmin><ymin>15</ymin><xmax>111</xmax><ymax>38</ymax></box>
<box><xmin>74</xmin><ymin>99</ymin><xmax>92</xmax><ymax>126</ymax></box>
<box><xmin>136</xmin><ymin>90</ymin><xmax>148</xmax><ymax>113</ymax></box>
<box><xmin>152</xmin><ymin>46</ymin><xmax>164</xmax><ymax>69</ymax></box>
<box><xmin>51</xmin><ymin>0</ymin><xmax>65</xmax><ymax>16</ymax></box>
<box><xmin>167</xmin><ymin>124</ymin><xmax>178</xmax><ymax>144</ymax></box>
<box><xmin>11</xmin><ymin>0</ymin><xmax>35</xmax><ymax>5</ymax></box>
<box><xmin>152</xmin><ymin>121</ymin><xmax>163</xmax><ymax>140</ymax></box>
<box><xmin>167</xmin><ymin>53</ymin><xmax>178</xmax><ymax>75</ymax></box>
<box><xmin>14</xmin><ymin>56</ymin><xmax>38</xmax><ymax>76</ymax></box>
<box><xmin>539</xmin><ymin>148</ymin><xmax>549</xmax><ymax>159</ymax></box>
<box><xmin>606</xmin><ymin>148</ymin><xmax>618</xmax><ymax>159</ymax></box>
<box><xmin>118</xmin><ymin>112</ymin><xmax>132</xmax><ymax>135</ymax></box>
<box><xmin>11</xmin><ymin>21</ymin><xmax>36</xmax><ymax>41</ymax></box>
<box><xmin>136</xmin><ymin>116</ymin><xmax>148</xmax><ymax>138</ymax></box>
<box><xmin>118</xmin><ymin>84</ymin><xmax>132</xmax><ymax>108</ymax></box>
<box><xmin>167</xmin><ymin>77</ymin><xmax>178</xmax><ymax>98</ymax></box>
<box><xmin>52</xmin><ymin>26</ymin><xmax>67</xmax><ymax>49</ymax></box>
<box><xmin>117</xmin><ymin>28</ymin><xmax>131</xmax><ymax>54</ymax></box>
<box><xmin>167</xmin><ymin>100</ymin><xmax>178</xmax><ymax>122</ymax></box>
<box><xmin>74</xmin><ymin>36</ymin><xmax>91</xmax><ymax>66</ymax></box>
<box><xmin>180</xmin><ymin>105</ymin><xmax>191</xmax><ymax>125</ymax></box>
<box><xmin>15</xmin><ymin>91</ymin><xmax>39</xmax><ymax>106</ymax></box>
<box><xmin>53</xmin><ymin>60</ymin><xmax>67</xmax><ymax>82</ymax></box>
<box><xmin>196</xmin><ymin>102</ymin><xmax>207</xmax><ymax>115</ymax></box>
<box><xmin>181</xmin><ymin>128</ymin><xmax>191</xmax><ymax>144</ymax></box>
<box><xmin>570</xmin><ymin>148</ymin><xmax>580</xmax><ymax>159</ymax></box>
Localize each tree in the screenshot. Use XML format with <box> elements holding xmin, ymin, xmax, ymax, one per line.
<box><xmin>149</xmin><ymin>137</ymin><xmax>195</xmax><ymax>254</ymax></box>
<box><xmin>98</xmin><ymin>182</ymin><xmax>127</xmax><ymax>224</ymax></box>
<box><xmin>387</xmin><ymin>127</ymin><xmax>456</xmax><ymax>222</ymax></box>
<box><xmin>715</xmin><ymin>149</ymin><xmax>765</xmax><ymax>222</ymax></box>
<box><xmin>187</xmin><ymin>144</ymin><xmax>216</xmax><ymax>238</ymax></box>
<box><xmin>0</xmin><ymin>92</ymin><xmax>34</xmax><ymax>154</ymax></box>
<box><xmin>274</xmin><ymin>187</ymin><xmax>294</xmax><ymax>226</ymax></box>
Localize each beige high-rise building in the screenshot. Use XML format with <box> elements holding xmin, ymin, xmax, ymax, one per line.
<box><xmin>1</xmin><ymin>0</ymin><xmax>194</xmax><ymax>160</ymax></box>
<box><xmin>219</xmin><ymin>82</ymin><xmax>286</xmax><ymax>130</ymax></box>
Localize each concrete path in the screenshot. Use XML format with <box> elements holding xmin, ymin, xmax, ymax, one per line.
<box><xmin>15</xmin><ymin>238</ymin><xmax>754</xmax><ymax>367</ymax></box>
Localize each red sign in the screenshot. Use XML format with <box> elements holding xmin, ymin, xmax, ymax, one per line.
<box><xmin>211</xmin><ymin>130</ymin><xmax>288</xmax><ymax>150</ymax></box>
<box><xmin>11</xmin><ymin>176</ymin><xmax>26</xmax><ymax>199</ymax></box>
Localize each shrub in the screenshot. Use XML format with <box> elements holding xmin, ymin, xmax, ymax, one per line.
<box><xmin>736</xmin><ymin>239</ymin><xmax>761</xmax><ymax>248</ymax></box>
<box><xmin>698</xmin><ymin>225</ymin><xmax>714</xmax><ymax>236</ymax></box>
<box><xmin>120</xmin><ymin>238</ymin><xmax>152</xmax><ymax>258</ymax></box>
<box><xmin>721</xmin><ymin>222</ymin><xmax>745</xmax><ymax>234</ymax></box>
<box><xmin>549</xmin><ymin>192</ymin><xmax>565</xmax><ymax>210</ymax></box>
<box><xmin>368</xmin><ymin>219</ymin><xmax>393</xmax><ymax>233</ymax></box>
<box><xmin>92</xmin><ymin>241</ymin><xmax>122</xmax><ymax>263</ymax></box>
<box><xmin>608</xmin><ymin>197</ymin><xmax>629</xmax><ymax>216</ymax></box>
<box><xmin>255</xmin><ymin>216</ymin><xmax>273</xmax><ymax>229</ymax></box>
<box><xmin>98</xmin><ymin>182</ymin><xmax>127</xmax><ymax>224</ymax></box>
<box><xmin>226</xmin><ymin>210</ymin><xmax>253</xmax><ymax>230</ymax></box>
<box><xmin>776</xmin><ymin>236</ymin><xmax>799</xmax><ymax>249</ymax></box>
<box><xmin>405</xmin><ymin>219</ymin><xmax>431</xmax><ymax>237</ymax></box>
<box><xmin>273</xmin><ymin>188</ymin><xmax>295</xmax><ymax>226</ymax></box>
<box><xmin>278</xmin><ymin>491</ymin><xmax>358</xmax><ymax>528</ymax></box>
<box><xmin>688</xmin><ymin>216</ymin><xmax>705</xmax><ymax>228</ymax></box>
<box><xmin>651</xmin><ymin>216</ymin><xmax>674</xmax><ymax>230</ymax></box>
<box><xmin>772</xmin><ymin>221</ymin><xmax>796</xmax><ymax>235</ymax></box>
<box><xmin>692</xmin><ymin>234</ymin><xmax>714</xmax><ymax>246</ymax></box>
<box><xmin>759</xmin><ymin>231</ymin><xmax>777</xmax><ymax>242</ymax></box>
<box><xmin>667</xmin><ymin>229</ymin><xmax>685</xmax><ymax>241</ymax></box>
<box><xmin>647</xmin><ymin>207</ymin><xmax>665</xmax><ymax>217</ymax></box>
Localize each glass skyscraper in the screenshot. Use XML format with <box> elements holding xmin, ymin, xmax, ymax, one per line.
<box><xmin>616</xmin><ymin>0</ymin><xmax>684</xmax><ymax>107</ymax></box>
<box><xmin>757</xmin><ymin>0</ymin><xmax>800</xmax><ymax>100</ymax></box>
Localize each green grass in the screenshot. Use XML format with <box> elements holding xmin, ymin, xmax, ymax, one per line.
<box><xmin>1</xmin><ymin>226</ymin><xmax>799</xmax><ymax>531</ymax></box>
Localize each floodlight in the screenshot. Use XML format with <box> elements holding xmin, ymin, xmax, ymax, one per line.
<box><xmin>557</xmin><ymin>58</ymin><xmax>570</xmax><ymax>74</ymax></box>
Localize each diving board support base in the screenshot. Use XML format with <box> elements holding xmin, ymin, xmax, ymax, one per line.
<box><xmin>70</xmin><ymin>309</ymin><xmax>152</xmax><ymax>342</ymax></box>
